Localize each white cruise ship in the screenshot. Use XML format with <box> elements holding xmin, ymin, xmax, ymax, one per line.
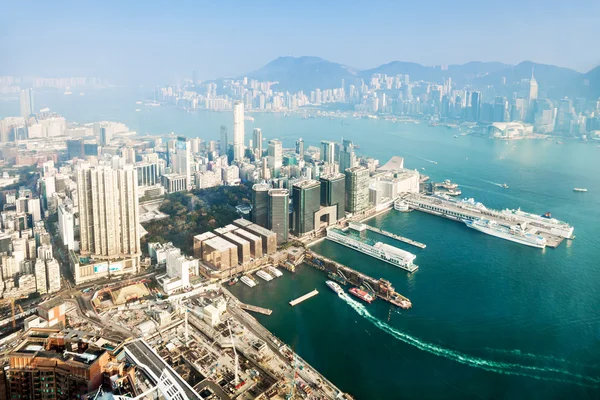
<box><xmin>326</xmin><ymin>228</ymin><xmax>418</xmax><ymax>272</ymax></box>
<box><xmin>256</xmin><ymin>270</ymin><xmax>273</xmax><ymax>281</ymax></box>
<box><xmin>326</xmin><ymin>280</ymin><xmax>344</xmax><ymax>296</ymax></box>
<box><xmin>464</xmin><ymin>219</ymin><xmax>547</xmax><ymax>248</ymax></box>
<box><xmin>500</xmin><ymin>209</ymin><xmax>574</xmax><ymax>239</ymax></box>
<box><xmin>267</xmin><ymin>266</ymin><xmax>283</xmax><ymax>277</ymax></box>
<box><xmin>240</xmin><ymin>276</ymin><xmax>257</xmax><ymax>287</ymax></box>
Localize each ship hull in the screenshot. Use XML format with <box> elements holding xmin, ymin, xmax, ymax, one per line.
<box><xmin>465</xmin><ymin>221</ymin><xmax>546</xmax><ymax>248</ymax></box>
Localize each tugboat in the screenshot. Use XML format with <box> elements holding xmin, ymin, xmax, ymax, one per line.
<box><xmin>227</xmin><ymin>277</ymin><xmax>238</xmax><ymax>286</ymax></box>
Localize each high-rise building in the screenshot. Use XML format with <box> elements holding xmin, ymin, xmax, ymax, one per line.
<box><xmin>251</xmin><ymin>183</ymin><xmax>270</xmax><ymax>227</ymax></box>
<box><xmin>77</xmin><ymin>164</ymin><xmax>140</xmax><ymax>262</ymax></box>
<box><xmin>34</xmin><ymin>259</ymin><xmax>47</xmax><ymax>295</ymax></box>
<box><xmin>46</xmin><ymin>258</ymin><xmax>61</xmax><ymax>293</ymax></box>
<box><xmin>320</xmin><ymin>140</ymin><xmax>335</xmax><ymax>163</ymax></box>
<box><xmin>19</xmin><ymin>88</ymin><xmax>34</xmax><ymax>119</ymax></box>
<box><xmin>233</xmin><ymin>101</ymin><xmax>245</xmax><ymax>161</ymax></box>
<box><xmin>529</xmin><ymin>69</ymin><xmax>538</xmax><ymax>101</ymax></box>
<box><xmin>268</xmin><ymin>189</ymin><xmax>289</xmax><ymax>244</ymax></box>
<box><xmin>220</xmin><ymin>125</ymin><xmax>228</xmax><ymax>159</ymax></box>
<box><xmin>58</xmin><ymin>202</ymin><xmax>75</xmax><ymax>250</ymax></box>
<box><xmin>291</xmin><ymin>180</ymin><xmax>321</xmax><ymax>236</ymax></box>
<box><xmin>319</xmin><ymin>173</ymin><xmax>346</xmax><ymax>221</ymax></box>
<box><xmin>66</xmin><ymin>139</ymin><xmax>84</xmax><ymax>160</ymax></box>
<box><xmin>470</xmin><ymin>91</ymin><xmax>481</xmax><ymax>122</ymax></box>
<box><xmin>252</xmin><ymin>128</ymin><xmax>262</xmax><ymax>159</ymax></box>
<box><xmin>295</xmin><ymin>138</ymin><xmax>304</xmax><ymax>156</ymax></box>
<box><xmin>338</xmin><ymin>139</ymin><xmax>356</xmax><ymax>173</ymax></box>
<box><xmin>171</xmin><ymin>136</ymin><xmax>191</xmax><ymax>189</ymax></box>
<box><xmin>100</xmin><ymin>127</ymin><xmax>112</xmax><ymax>146</ymax></box>
<box><xmin>345</xmin><ymin>166</ymin><xmax>370</xmax><ymax>213</ymax></box>
<box><xmin>267</xmin><ymin>139</ymin><xmax>282</xmax><ymax>177</ymax></box>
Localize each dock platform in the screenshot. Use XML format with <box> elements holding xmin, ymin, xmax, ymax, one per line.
<box><xmin>239</xmin><ymin>303</ymin><xmax>273</xmax><ymax>315</ymax></box>
<box><xmin>362</xmin><ymin>225</ymin><xmax>426</xmax><ymax>249</ymax></box>
<box><xmin>305</xmin><ymin>251</ymin><xmax>412</xmax><ymax>309</ymax></box>
<box><xmin>289</xmin><ymin>290</ymin><xmax>319</xmax><ymax>306</ymax></box>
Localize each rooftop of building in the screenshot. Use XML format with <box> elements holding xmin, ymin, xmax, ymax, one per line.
<box><xmin>320</xmin><ymin>172</ymin><xmax>345</xmax><ymax>181</ymax></box>
<box><xmin>252</xmin><ymin>183</ymin><xmax>271</xmax><ymax>191</ymax></box>
<box><xmin>231</xmin><ymin>227</ymin><xmax>260</xmax><ymax>242</ymax></box>
<box><xmin>378</xmin><ymin>156</ymin><xmax>405</xmax><ymax>171</ymax></box>
<box><xmin>193</xmin><ymin>231</ymin><xmax>216</xmax><ymax>242</ymax></box>
<box><xmin>222</xmin><ymin>232</ymin><xmax>250</xmax><ymax>246</ymax></box>
<box><xmin>203</xmin><ymin>236</ymin><xmax>238</xmax><ymax>252</ymax></box>
<box><xmin>268</xmin><ymin>188</ymin><xmax>289</xmax><ymax>196</ymax></box>
<box><xmin>38</xmin><ymin>297</ymin><xmax>65</xmax><ymax>311</ymax></box>
<box><xmin>237</xmin><ymin>221</ymin><xmax>276</xmax><ymax>238</ymax></box>
<box><xmin>346</xmin><ymin>165</ymin><xmax>368</xmax><ymax>174</ymax></box>
<box><xmin>293</xmin><ymin>179</ymin><xmax>320</xmax><ymax>189</ymax></box>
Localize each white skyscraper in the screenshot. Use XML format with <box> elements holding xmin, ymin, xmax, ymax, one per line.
<box><xmin>233</xmin><ymin>101</ymin><xmax>245</xmax><ymax>161</ymax></box>
<box><xmin>267</xmin><ymin>139</ymin><xmax>283</xmax><ymax>177</ymax></box>
<box><xmin>46</xmin><ymin>258</ymin><xmax>61</xmax><ymax>293</ymax></box>
<box><xmin>58</xmin><ymin>202</ymin><xmax>75</xmax><ymax>250</ymax></box>
<box><xmin>320</xmin><ymin>140</ymin><xmax>335</xmax><ymax>163</ymax></box>
<box><xmin>252</xmin><ymin>128</ymin><xmax>262</xmax><ymax>159</ymax></box>
<box><xmin>34</xmin><ymin>259</ymin><xmax>47</xmax><ymax>295</ymax></box>
<box><xmin>77</xmin><ymin>164</ymin><xmax>141</xmax><ymax>261</ymax></box>
<box><xmin>171</xmin><ymin>137</ymin><xmax>191</xmax><ymax>189</ymax></box>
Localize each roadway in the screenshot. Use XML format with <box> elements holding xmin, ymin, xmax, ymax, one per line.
<box><xmin>125</xmin><ymin>339</ymin><xmax>203</xmax><ymax>400</ymax></box>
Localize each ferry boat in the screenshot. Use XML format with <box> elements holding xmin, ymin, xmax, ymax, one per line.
<box><xmin>267</xmin><ymin>266</ymin><xmax>283</xmax><ymax>277</ymax></box>
<box><xmin>326</xmin><ymin>280</ymin><xmax>344</xmax><ymax>296</ymax></box>
<box><xmin>441</xmin><ymin>179</ymin><xmax>458</xmax><ymax>189</ymax></box>
<box><xmin>327</xmin><ymin>228</ymin><xmax>418</xmax><ymax>272</ymax></box>
<box><xmin>464</xmin><ymin>219</ymin><xmax>547</xmax><ymax>248</ymax></box>
<box><xmin>349</xmin><ymin>287</ymin><xmax>375</xmax><ymax>303</ymax></box>
<box><xmin>240</xmin><ymin>276</ymin><xmax>257</xmax><ymax>288</ymax></box>
<box><xmin>502</xmin><ymin>183</ymin><xmax>509</xmax><ymax>189</ymax></box>
<box><xmin>573</xmin><ymin>188</ymin><xmax>588</xmax><ymax>192</ymax></box>
<box><xmin>446</xmin><ymin>188</ymin><xmax>462</xmax><ymax>196</ymax></box>
<box><xmin>394</xmin><ymin>199</ymin><xmax>410</xmax><ymax>212</ymax></box>
<box><xmin>244</xmin><ymin>116</ymin><xmax>255</xmax><ymax>122</ymax></box>
<box><xmin>256</xmin><ymin>270</ymin><xmax>273</xmax><ymax>281</ymax></box>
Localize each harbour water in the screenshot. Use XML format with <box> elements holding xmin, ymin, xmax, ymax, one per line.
<box><xmin>2</xmin><ymin>87</ymin><xmax>600</xmax><ymax>398</ymax></box>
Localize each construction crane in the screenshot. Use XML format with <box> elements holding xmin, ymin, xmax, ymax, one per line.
<box><xmin>0</xmin><ymin>298</ymin><xmax>19</xmax><ymax>329</ymax></box>
<box><xmin>226</xmin><ymin>319</ymin><xmax>239</xmax><ymax>386</ymax></box>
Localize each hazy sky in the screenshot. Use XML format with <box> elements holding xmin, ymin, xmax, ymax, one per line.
<box><xmin>2</xmin><ymin>0</ymin><xmax>599</xmax><ymax>83</ymax></box>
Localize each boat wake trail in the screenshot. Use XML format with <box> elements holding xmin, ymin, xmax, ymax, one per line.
<box><xmin>481</xmin><ymin>180</ymin><xmax>504</xmax><ymax>188</ymax></box>
<box><xmin>339</xmin><ymin>293</ymin><xmax>600</xmax><ymax>388</ymax></box>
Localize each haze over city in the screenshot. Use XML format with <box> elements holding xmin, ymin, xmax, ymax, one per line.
<box><xmin>2</xmin><ymin>0</ymin><xmax>600</xmax><ymax>83</ymax></box>
<box><xmin>0</xmin><ymin>2</ymin><xmax>599</xmax><ymax>399</ymax></box>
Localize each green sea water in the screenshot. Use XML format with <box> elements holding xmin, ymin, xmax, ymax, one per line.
<box><xmin>2</xmin><ymin>87</ymin><xmax>600</xmax><ymax>399</ymax></box>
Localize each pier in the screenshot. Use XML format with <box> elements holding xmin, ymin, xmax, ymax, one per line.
<box><xmin>305</xmin><ymin>251</ymin><xmax>412</xmax><ymax>308</ymax></box>
<box><xmin>238</xmin><ymin>302</ymin><xmax>273</xmax><ymax>315</ymax></box>
<box><xmin>289</xmin><ymin>290</ymin><xmax>319</xmax><ymax>306</ymax></box>
<box><xmin>404</xmin><ymin>193</ymin><xmax>571</xmax><ymax>248</ymax></box>
<box><xmin>361</xmin><ymin>224</ymin><xmax>426</xmax><ymax>249</ymax></box>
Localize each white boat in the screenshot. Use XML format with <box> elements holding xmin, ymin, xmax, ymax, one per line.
<box><xmin>256</xmin><ymin>270</ymin><xmax>273</xmax><ymax>281</ymax></box>
<box><xmin>573</xmin><ymin>188</ymin><xmax>588</xmax><ymax>192</ymax></box>
<box><xmin>441</xmin><ymin>179</ymin><xmax>458</xmax><ymax>189</ymax></box>
<box><xmin>464</xmin><ymin>219</ymin><xmax>546</xmax><ymax>249</ymax></box>
<box><xmin>326</xmin><ymin>280</ymin><xmax>344</xmax><ymax>296</ymax></box>
<box><xmin>394</xmin><ymin>199</ymin><xmax>410</xmax><ymax>212</ymax></box>
<box><xmin>501</xmin><ymin>183</ymin><xmax>509</xmax><ymax>189</ymax></box>
<box><xmin>446</xmin><ymin>189</ymin><xmax>462</xmax><ymax>196</ymax></box>
<box><xmin>240</xmin><ymin>276</ymin><xmax>257</xmax><ymax>287</ymax></box>
<box><xmin>267</xmin><ymin>266</ymin><xmax>283</xmax><ymax>277</ymax></box>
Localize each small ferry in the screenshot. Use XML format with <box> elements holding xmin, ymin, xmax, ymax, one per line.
<box><xmin>267</xmin><ymin>266</ymin><xmax>283</xmax><ymax>277</ymax></box>
<box><xmin>326</xmin><ymin>281</ymin><xmax>344</xmax><ymax>296</ymax></box>
<box><xmin>573</xmin><ymin>188</ymin><xmax>588</xmax><ymax>192</ymax></box>
<box><xmin>349</xmin><ymin>287</ymin><xmax>375</xmax><ymax>303</ymax></box>
<box><xmin>256</xmin><ymin>270</ymin><xmax>273</xmax><ymax>281</ymax></box>
<box><xmin>240</xmin><ymin>276</ymin><xmax>257</xmax><ymax>288</ymax></box>
<box><xmin>502</xmin><ymin>183</ymin><xmax>509</xmax><ymax>189</ymax></box>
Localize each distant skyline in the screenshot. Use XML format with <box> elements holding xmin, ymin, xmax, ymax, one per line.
<box><xmin>2</xmin><ymin>0</ymin><xmax>599</xmax><ymax>83</ymax></box>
